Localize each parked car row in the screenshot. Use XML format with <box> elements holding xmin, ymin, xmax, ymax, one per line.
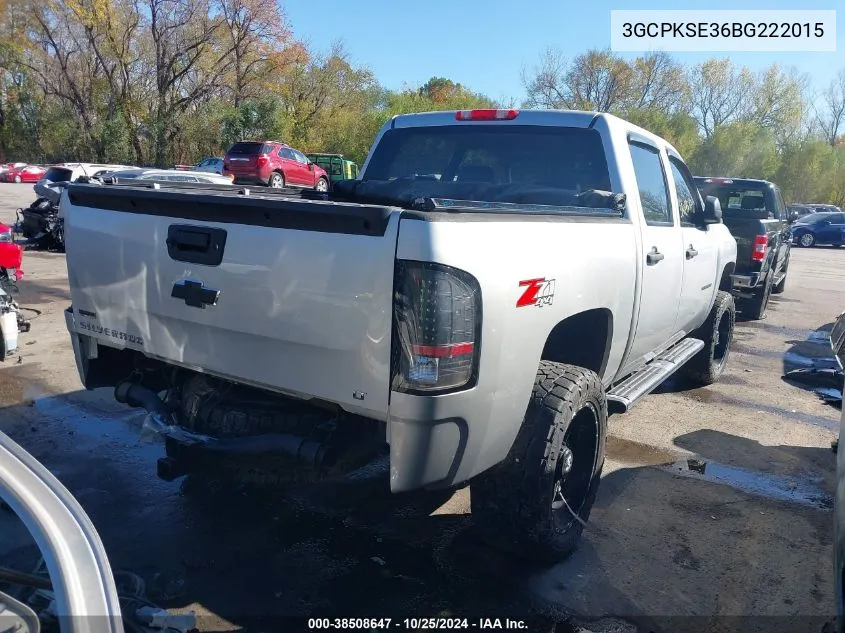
<box><xmin>4</xmin><ymin>139</ymin><xmax>362</xmax><ymax>193</ymax></box>
<box><xmin>788</xmin><ymin>202</ymin><xmax>842</xmax><ymax>219</ymax></box>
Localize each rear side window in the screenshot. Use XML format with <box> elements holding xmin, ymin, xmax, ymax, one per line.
<box><xmin>629</xmin><ymin>143</ymin><xmax>671</xmax><ymax>226</ymax></box>
<box><xmin>43</xmin><ymin>167</ymin><xmax>73</xmax><ymax>182</ymax></box>
<box><xmin>227</xmin><ymin>143</ymin><xmax>265</xmax><ymax>156</ymax></box>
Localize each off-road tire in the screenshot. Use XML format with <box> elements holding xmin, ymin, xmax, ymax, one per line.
<box><xmin>470</xmin><ymin>362</ymin><xmax>606</xmax><ymax>563</ymax></box>
<box><xmin>743</xmin><ymin>270</ymin><xmax>773</xmax><ymax>321</ymax></box>
<box><xmin>680</xmin><ymin>290</ymin><xmax>735</xmax><ymax>386</ymax></box>
<box><xmin>267</xmin><ymin>172</ymin><xmax>284</xmax><ymax>188</ymax></box>
<box><xmin>772</xmin><ymin>258</ymin><xmax>788</xmax><ymax>294</ymax></box>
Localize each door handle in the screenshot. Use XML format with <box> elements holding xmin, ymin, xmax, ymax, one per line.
<box><xmin>646</xmin><ymin>247</ymin><xmax>664</xmax><ymax>265</ymax></box>
<box><xmin>686</xmin><ymin>245</ymin><xmax>698</xmax><ymax>260</ymax></box>
<box><xmin>166</xmin><ymin>224</ymin><xmax>228</xmax><ymax>266</ymax></box>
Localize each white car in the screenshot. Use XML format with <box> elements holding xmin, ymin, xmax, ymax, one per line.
<box><xmin>102</xmin><ymin>168</ymin><xmax>233</xmax><ymax>185</ymax></box>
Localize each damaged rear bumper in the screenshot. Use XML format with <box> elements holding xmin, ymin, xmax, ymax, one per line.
<box><xmin>65</xmin><ymin>307</ymin><xmax>502</xmax><ymax>493</ymax></box>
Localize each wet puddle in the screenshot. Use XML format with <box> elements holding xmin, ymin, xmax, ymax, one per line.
<box><xmin>607</xmin><ymin>437</ymin><xmax>833</xmax><ymax>510</ymax></box>
<box><xmin>606</xmin><ymin>436</ymin><xmax>679</xmax><ymax>466</ymax></box>
<box><xmin>660</xmin><ymin>459</ymin><xmax>832</xmax><ymax>510</ymax></box>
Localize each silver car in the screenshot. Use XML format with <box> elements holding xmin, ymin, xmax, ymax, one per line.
<box><xmin>101</xmin><ymin>168</ymin><xmax>232</xmax><ymax>185</ymax></box>
<box><xmin>193</xmin><ymin>157</ymin><xmax>224</xmax><ymax>175</ymax></box>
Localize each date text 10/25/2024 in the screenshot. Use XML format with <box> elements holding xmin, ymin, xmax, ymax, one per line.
<box><xmin>307</xmin><ymin>618</ymin><xmax>529</xmax><ymax>630</ymax></box>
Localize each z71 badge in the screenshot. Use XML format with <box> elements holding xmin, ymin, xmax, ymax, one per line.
<box><xmin>517</xmin><ymin>278</ymin><xmax>555</xmax><ymax>308</ymax></box>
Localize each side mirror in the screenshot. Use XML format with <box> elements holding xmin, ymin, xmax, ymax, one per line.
<box><xmin>308</xmin><ymin>163</ymin><xmax>314</xmax><ymax>171</ymax></box>
<box><xmin>702</xmin><ymin>196</ymin><xmax>722</xmax><ymax>224</ymax></box>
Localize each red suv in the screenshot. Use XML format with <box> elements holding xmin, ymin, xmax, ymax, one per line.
<box><xmin>223</xmin><ymin>141</ymin><xmax>330</xmax><ymax>191</ymax></box>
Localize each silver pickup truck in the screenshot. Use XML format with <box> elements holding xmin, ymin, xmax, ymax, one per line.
<box><xmin>61</xmin><ymin>109</ymin><xmax>738</xmax><ymax>561</ymax></box>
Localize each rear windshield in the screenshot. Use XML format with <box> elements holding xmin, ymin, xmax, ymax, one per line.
<box><xmin>696</xmin><ymin>183</ymin><xmax>773</xmax><ymax>218</ymax></box>
<box><xmin>227</xmin><ymin>142</ymin><xmax>267</xmax><ymax>156</ymax></box>
<box><xmin>362</xmin><ymin>125</ymin><xmax>612</xmax><ymax>206</ymax></box>
<box><xmin>43</xmin><ymin>167</ymin><xmax>74</xmax><ymax>182</ymax></box>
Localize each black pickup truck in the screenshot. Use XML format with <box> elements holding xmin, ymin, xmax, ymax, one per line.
<box><xmin>694</xmin><ymin>177</ymin><xmax>793</xmax><ymax>320</ymax></box>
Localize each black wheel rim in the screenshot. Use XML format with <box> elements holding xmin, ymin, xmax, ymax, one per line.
<box><xmin>713</xmin><ymin>309</ymin><xmax>732</xmax><ymax>368</ymax></box>
<box><xmin>551</xmin><ymin>405</ymin><xmax>598</xmax><ymax>531</ymax></box>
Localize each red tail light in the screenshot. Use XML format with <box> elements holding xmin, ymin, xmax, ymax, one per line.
<box><xmin>392</xmin><ymin>261</ymin><xmax>482</xmax><ymax>393</ymax></box>
<box><xmin>455</xmin><ymin>109</ymin><xmax>519</xmax><ymax>121</ymax></box>
<box><xmin>257</xmin><ymin>155</ymin><xmax>269</xmax><ymax>166</ymax></box>
<box><xmin>752</xmin><ymin>235</ymin><xmax>768</xmax><ymax>262</ymax></box>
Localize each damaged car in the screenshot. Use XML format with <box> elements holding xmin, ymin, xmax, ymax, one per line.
<box><xmin>16</xmin><ymin>164</ymin><xmax>137</xmax><ymax>251</ymax></box>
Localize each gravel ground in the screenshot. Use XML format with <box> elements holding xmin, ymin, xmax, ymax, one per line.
<box><xmin>0</xmin><ymin>182</ymin><xmax>842</xmax><ymax>633</ymax></box>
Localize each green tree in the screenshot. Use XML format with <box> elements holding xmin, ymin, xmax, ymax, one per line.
<box><xmin>689</xmin><ymin>121</ymin><xmax>779</xmax><ymax>180</ymax></box>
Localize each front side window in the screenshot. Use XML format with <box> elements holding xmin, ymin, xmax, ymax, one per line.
<box><xmin>629</xmin><ymin>143</ymin><xmax>672</xmax><ymax>226</ymax></box>
<box><xmin>669</xmin><ymin>158</ymin><xmax>700</xmax><ymax>227</ymax></box>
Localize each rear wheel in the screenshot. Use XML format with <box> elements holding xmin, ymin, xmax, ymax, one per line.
<box><xmin>268</xmin><ymin>172</ymin><xmax>284</xmax><ymax>188</ymax></box>
<box><xmin>680</xmin><ymin>290</ymin><xmax>735</xmax><ymax>386</ymax></box>
<box><xmin>798</xmin><ymin>232</ymin><xmax>815</xmax><ymax>247</ymax></box>
<box><xmin>470</xmin><ymin>362</ymin><xmax>606</xmax><ymax>563</ymax></box>
<box><xmin>14</xmin><ymin>175</ymin><xmax>20</xmax><ymax>183</ymax></box>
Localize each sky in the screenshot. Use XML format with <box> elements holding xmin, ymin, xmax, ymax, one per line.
<box><xmin>283</xmin><ymin>0</ymin><xmax>843</xmax><ymax>105</ymax></box>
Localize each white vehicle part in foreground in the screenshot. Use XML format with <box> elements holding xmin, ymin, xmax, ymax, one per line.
<box><xmin>0</xmin><ymin>429</ymin><xmax>124</xmax><ymax>633</ymax></box>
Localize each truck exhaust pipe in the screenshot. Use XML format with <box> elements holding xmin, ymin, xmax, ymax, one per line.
<box><xmin>115</xmin><ymin>380</ymin><xmax>336</xmax><ymax>481</ymax></box>
<box><xmin>114</xmin><ymin>382</ymin><xmax>172</xmax><ymax>420</ymax></box>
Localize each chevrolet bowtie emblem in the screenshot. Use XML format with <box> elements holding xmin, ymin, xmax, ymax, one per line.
<box><xmin>171</xmin><ymin>280</ymin><xmax>220</xmax><ymax>309</ymax></box>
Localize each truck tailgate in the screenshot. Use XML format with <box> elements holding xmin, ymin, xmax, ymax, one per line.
<box><xmin>722</xmin><ymin>216</ymin><xmax>760</xmax><ymax>267</ymax></box>
<box><xmin>62</xmin><ymin>185</ymin><xmax>399</xmax><ymax>420</ymax></box>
